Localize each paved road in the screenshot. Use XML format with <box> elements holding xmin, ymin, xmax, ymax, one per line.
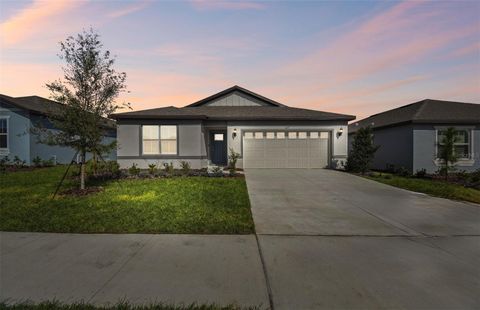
<box><xmin>1</xmin><ymin>169</ymin><xmax>479</xmax><ymax>309</ymax></box>
<box><xmin>246</xmin><ymin>169</ymin><xmax>480</xmax><ymax>310</ymax></box>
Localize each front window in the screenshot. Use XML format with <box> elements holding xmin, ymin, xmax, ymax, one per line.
<box><xmin>437</xmin><ymin>129</ymin><xmax>471</xmax><ymax>159</ymax></box>
<box><xmin>142</xmin><ymin>125</ymin><xmax>177</xmax><ymax>155</ymax></box>
<box><xmin>0</xmin><ymin>118</ymin><xmax>8</xmax><ymax>150</ymax></box>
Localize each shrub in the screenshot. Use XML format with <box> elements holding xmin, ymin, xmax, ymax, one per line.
<box><xmin>396</xmin><ymin>166</ymin><xmax>411</xmax><ymax>177</ymax></box>
<box><xmin>180</xmin><ymin>161</ymin><xmax>191</xmax><ymax>176</ymax></box>
<box><xmin>13</xmin><ymin>156</ymin><xmax>26</xmax><ymax>169</ymax></box>
<box><xmin>0</xmin><ymin>156</ymin><xmax>9</xmax><ymax>173</ymax></box>
<box><xmin>208</xmin><ymin>165</ymin><xmax>223</xmax><ymax>177</ymax></box>
<box><xmin>346</xmin><ymin>126</ymin><xmax>380</xmax><ymax>174</ymax></box>
<box><xmin>128</xmin><ymin>163</ymin><xmax>140</xmax><ymax>176</ymax></box>
<box><xmin>415</xmin><ymin>168</ymin><xmax>427</xmax><ymax>178</ymax></box>
<box><xmin>228</xmin><ymin>148</ymin><xmax>240</xmax><ymax>176</ymax></box>
<box><xmin>148</xmin><ymin>163</ymin><xmax>157</xmax><ymax>175</ymax></box>
<box><xmin>42</xmin><ymin>158</ymin><xmax>55</xmax><ymax>167</ymax></box>
<box><xmin>32</xmin><ymin>156</ymin><xmax>43</xmax><ymax>167</ymax></box>
<box><xmin>163</xmin><ymin>162</ymin><xmax>174</xmax><ymax>175</ymax></box>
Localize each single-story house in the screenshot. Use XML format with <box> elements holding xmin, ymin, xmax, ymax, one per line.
<box><xmin>0</xmin><ymin>94</ymin><xmax>117</xmax><ymax>165</ymax></box>
<box><xmin>348</xmin><ymin>99</ymin><xmax>480</xmax><ymax>174</ymax></box>
<box><xmin>110</xmin><ymin>85</ymin><xmax>355</xmax><ymax>169</ymax></box>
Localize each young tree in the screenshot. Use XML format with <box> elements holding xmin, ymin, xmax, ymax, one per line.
<box><xmin>346</xmin><ymin>126</ymin><xmax>380</xmax><ymax>174</ymax></box>
<box><xmin>437</xmin><ymin>127</ymin><xmax>458</xmax><ymax>180</ymax></box>
<box><xmin>42</xmin><ymin>29</ymin><xmax>128</xmax><ymax>189</ymax></box>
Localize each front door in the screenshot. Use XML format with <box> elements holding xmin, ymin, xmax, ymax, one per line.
<box><xmin>210</xmin><ymin>131</ymin><xmax>227</xmax><ymax>165</ymax></box>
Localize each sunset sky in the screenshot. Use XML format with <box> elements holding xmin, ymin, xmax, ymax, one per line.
<box><xmin>1</xmin><ymin>0</ymin><xmax>479</xmax><ymax>120</ymax></box>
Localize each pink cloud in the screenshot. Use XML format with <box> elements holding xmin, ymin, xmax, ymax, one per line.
<box><xmin>190</xmin><ymin>0</ymin><xmax>265</xmax><ymax>10</ymax></box>
<box><xmin>0</xmin><ymin>0</ymin><xmax>82</xmax><ymax>47</ymax></box>
<box><xmin>107</xmin><ymin>1</ymin><xmax>152</xmax><ymax>18</ymax></box>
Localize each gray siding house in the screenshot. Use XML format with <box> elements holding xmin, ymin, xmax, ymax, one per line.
<box><xmin>349</xmin><ymin>99</ymin><xmax>480</xmax><ymax>174</ymax></box>
<box><xmin>0</xmin><ymin>94</ymin><xmax>117</xmax><ymax>165</ymax></box>
<box><xmin>110</xmin><ymin>86</ymin><xmax>355</xmax><ymax>169</ymax></box>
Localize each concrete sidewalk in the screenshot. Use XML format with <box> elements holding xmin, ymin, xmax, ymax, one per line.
<box><xmin>0</xmin><ymin>232</ymin><xmax>269</xmax><ymax>307</ymax></box>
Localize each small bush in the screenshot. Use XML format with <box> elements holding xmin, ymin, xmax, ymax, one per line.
<box><xmin>13</xmin><ymin>156</ymin><xmax>26</xmax><ymax>169</ymax></box>
<box><xmin>208</xmin><ymin>165</ymin><xmax>223</xmax><ymax>177</ymax></box>
<box><xmin>228</xmin><ymin>148</ymin><xmax>240</xmax><ymax>176</ymax></box>
<box><xmin>180</xmin><ymin>161</ymin><xmax>191</xmax><ymax>176</ymax></box>
<box><xmin>163</xmin><ymin>162</ymin><xmax>174</xmax><ymax>175</ymax></box>
<box><xmin>148</xmin><ymin>163</ymin><xmax>157</xmax><ymax>175</ymax></box>
<box><xmin>42</xmin><ymin>158</ymin><xmax>55</xmax><ymax>167</ymax></box>
<box><xmin>415</xmin><ymin>168</ymin><xmax>427</xmax><ymax>178</ymax></box>
<box><xmin>32</xmin><ymin>156</ymin><xmax>43</xmax><ymax>167</ymax></box>
<box><xmin>128</xmin><ymin>163</ymin><xmax>140</xmax><ymax>176</ymax></box>
<box><xmin>396</xmin><ymin>166</ymin><xmax>411</xmax><ymax>177</ymax></box>
<box><xmin>0</xmin><ymin>156</ymin><xmax>9</xmax><ymax>173</ymax></box>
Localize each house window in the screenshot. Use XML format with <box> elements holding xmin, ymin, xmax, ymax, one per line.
<box><xmin>437</xmin><ymin>129</ymin><xmax>471</xmax><ymax>159</ymax></box>
<box><xmin>142</xmin><ymin>125</ymin><xmax>177</xmax><ymax>155</ymax></box>
<box><xmin>288</xmin><ymin>132</ymin><xmax>297</xmax><ymax>139</ymax></box>
<box><xmin>214</xmin><ymin>134</ymin><xmax>224</xmax><ymax>141</ymax></box>
<box><xmin>310</xmin><ymin>132</ymin><xmax>319</xmax><ymax>139</ymax></box>
<box><xmin>277</xmin><ymin>132</ymin><xmax>285</xmax><ymax>139</ymax></box>
<box><xmin>0</xmin><ymin>118</ymin><xmax>8</xmax><ymax>150</ymax></box>
<box><xmin>266</xmin><ymin>132</ymin><xmax>275</xmax><ymax>139</ymax></box>
<box><xmin>298</xmin><ymin>132</ymin><xmax>307</xmax><ymax>139</ymax></box>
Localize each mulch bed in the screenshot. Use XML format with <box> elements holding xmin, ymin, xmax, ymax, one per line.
<box><xmin>60</xmin><ymin>186</ymin><xmax>104</xmax><ymax>197</ymax></box>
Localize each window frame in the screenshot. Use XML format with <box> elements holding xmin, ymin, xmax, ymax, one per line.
<box><xmin>141</xmin><ymin>125</ymin><xmax>178</xmax><ymax>156</ymax></box>
<box><xmin>0</xmin><ymin>116</ymin><xmax>9</xmax><ymax>154</ymax></box>
<box><xmin>435</xmin><ymin>128</ymin><xmax>472</xmax><ymax>160</ymax></box>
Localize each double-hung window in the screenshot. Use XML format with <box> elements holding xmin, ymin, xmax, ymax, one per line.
<box><xmin>142</xmin><ymin>125</ymin><xmax>177</xmax><ymax>155</ymax></box>
<box><xmin>0</xmin><ymin>117</ymin><xmax>8</xmax><ymax>152</ymax></box>
<box><xmin>437</xmin><ymin>129</ymin><xmax>471</xmax><ymax>159</ymax></box>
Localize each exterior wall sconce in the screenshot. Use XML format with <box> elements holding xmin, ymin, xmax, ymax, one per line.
<box><xmin>338</xmin><ymin>127</ymin><xmax>343</xmax><ymax>136</ymax></box>
<box><xmin>232</xmin><ymin>128</ymin><xmax>237</xmax><ymax>139</ymax></box>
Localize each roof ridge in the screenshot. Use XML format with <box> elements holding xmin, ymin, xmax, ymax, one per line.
<box><xmin>412</xmin><ymin>99</ymin><xmax>429</xmax><ymax>120</ymax></box>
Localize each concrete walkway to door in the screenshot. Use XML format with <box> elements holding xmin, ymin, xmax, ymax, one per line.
<box><xmin>245</xmin><ymin>169</ymin><xmax>480</xmax><ymax>310</ymax></box>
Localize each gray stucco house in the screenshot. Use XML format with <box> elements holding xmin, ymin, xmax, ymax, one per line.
<box><xmin>349</xmin><ymin>99</ymin><xmax>480</xmax><ymax>174</ymax></box>
<box><xmin>0</xmin><ymin>94</ymin><xmax>117</xmax><ymax>165</ymax></box>
<box><xmin>110</xmin><ymin>85</ymin><xmax>355</xmax><ymax>169</ymax></box>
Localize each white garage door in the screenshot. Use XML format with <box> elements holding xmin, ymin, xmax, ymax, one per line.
<box><xmin>243</xmin><ymin>131</ymin><xmax>330</xmax><ymax>168</ymax></box>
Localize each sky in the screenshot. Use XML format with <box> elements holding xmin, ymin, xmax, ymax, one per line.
<box><xmin>0</xmin><ymin>0</ymin><xmax>479</xmax><ymax>121</ymax></box>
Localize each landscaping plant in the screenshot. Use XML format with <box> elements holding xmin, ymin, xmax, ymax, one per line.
<box><xmin>163</xmin><ymin>162</ymin><xmax>175</xmax><ymax>176</ymax></box>
<box><xmin>228</xmin><ymin>148</ymin><xmax>240</xmax><ymax>176</ymax></box>
<box><xmin>32</xmin><ymin>156</ymin><xmax>43</xmax><ymax>167</ymax></box>
<box><xmin>346</xmin><ymin>126</ymin><xmax>380</xmax><ymax>174</ymax></box>
<box><xmin>33</xmin><ymin>28</ymin><xmax>128</xmax><ymax>190</ymax></box>
<box><xmin>148</xmin><ymin>163</ymin><xmax>157</xmax><ymax>175</ymax></box>
<box><xmin>437</xmin><ymin>127</ymin><xmax>458</xmax><ymax>180</ymax></box>
<box><xmin>129</xmin><ymin>163</ymin><xmax>140</xmax><ymax>176</ymax></box>
<box><xmin>180</xmin><ymin>161</ymin><xmax>191</xmax><ymax>176</ymax></box>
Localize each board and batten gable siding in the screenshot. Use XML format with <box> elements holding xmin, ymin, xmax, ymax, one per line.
<box><xmin>116</xmin><ymin>120</ymin><xmax>207</xmax><ymax>169</ymax></box>
<box><xmin>413</xmin><ymin>124</ymin><xmax>480</xmax><ymax>174</ymax></box>
<box><xmin>0</xmin><ymin>104</ymin><xmax>31</xmax><ymax>164</ymax></box>
<box><xmin>202</xmin><ymin>91</ymin><xmax>271</xmax><ymax>107</ymax></box>
<box><xmin>226</xmin><ymin>120</ymin><xmax>349</xmax><ymax>169</ymax></box>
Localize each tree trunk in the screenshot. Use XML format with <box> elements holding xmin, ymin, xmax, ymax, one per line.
<box><xmin>80</xmin><ymin>152</ymin><xmax>86</xmax><ymax>190</ymax></box>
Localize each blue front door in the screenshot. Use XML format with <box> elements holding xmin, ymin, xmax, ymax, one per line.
<box><xmin>210</xmin><ymin>131</ymin><xmax>227</xmax><ymax>165</ymax></box>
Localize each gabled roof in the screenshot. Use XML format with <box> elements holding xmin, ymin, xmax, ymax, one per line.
<box><xmin>0</xmin><ymin>94</ymin><xmax>116</xmax><ymax>129</ymax></box>
<box><xmin>111</xmin><ymin>105</ymin><xmax>355</xmax><ymax>121</ymax></box>
<box><xmin>349</xmin><ymin>99</ymin><xmax>480</xmax><ymax>134</ymax></box>
<box><xmin>111</xmin><ymin>85</ymin><xmax>355</xmax><ymax>121</ymax></box>
<box><xmin>185</xmin><ymin>85</ymin><xmax>286</xmax><ymax>107</ymax></box>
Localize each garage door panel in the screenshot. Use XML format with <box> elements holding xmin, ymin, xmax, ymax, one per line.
<box><xmin>243</xmin><ymin>131</ymin><xmax>329</xmax><ymax>169</ymax></box>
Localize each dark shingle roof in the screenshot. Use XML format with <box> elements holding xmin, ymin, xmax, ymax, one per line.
<box><xmin>110</xmin><ymin>85</ymin><xmax>355</xmax><ymax>121</ymax></box>
<box><xmin>0</xmin><ymin>94</ymin><xmax>116</xmax><ymax>129</ymax></box>
<box><xmin>110</xmin><ymin>106</ymin><xmax>355</xmax><ymax>121</ymax></box>
<box><xmin>349</xmin><ymin>99</ymin><xmax>480</xmax><ymax>134</ymax></box>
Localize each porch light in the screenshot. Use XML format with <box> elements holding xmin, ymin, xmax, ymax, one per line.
<box><xmin>232</xmin><ymin>128</ymin><xmax>237</xmax><ymax>139</ymax></box>
<box><xmin>338</xmin><ymin>127</ymin><xmax>343</xmax><ymax>135</ymax></box>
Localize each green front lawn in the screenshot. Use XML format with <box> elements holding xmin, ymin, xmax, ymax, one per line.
<box><xmin>364</xmin><ymin>172</ymin><xmax>480</xmax><ymax>204</ymax></box>
<box><xmin>0</xmin><ymin>167</ymin><xmax>254</xmax><ymax>234</ymax></box>
<box><xmin>0</xmin><ymin>301</ymin><xmax>261</xmax><ymax>310</ymax></box>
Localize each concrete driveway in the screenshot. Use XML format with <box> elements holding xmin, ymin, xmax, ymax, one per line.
<box><xmin>246</xmin><ymin>169</ymin><xmax>480</xmax><ymax>309</ymax></box>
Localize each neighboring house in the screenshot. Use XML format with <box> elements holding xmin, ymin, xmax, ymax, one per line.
<box><xmin>348</xmin><ymin>99</ymin><xmax>480</xmax><ymax>174</ymax></box>
<box><xmin>110</xmin><ymin>85</ymin><xmax>355</xmax><ymax>169</ymax></box>
<box><xmin>0</xmin><ymin>94</ymin><xmax>117</xmax><ymax>165</ymax></box>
